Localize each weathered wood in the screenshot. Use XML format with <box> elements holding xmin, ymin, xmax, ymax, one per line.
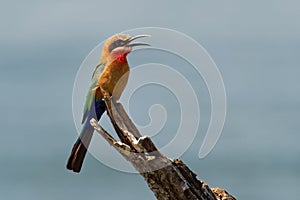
<box><xmin>211</xmin><ymin>188</ymin><xmax>236</xmax><ymax>200</ymax></box>
<box><xmin>90</xmin><ymin>92</ymin><xmax>236</xmax><ymax>200</ymax></box>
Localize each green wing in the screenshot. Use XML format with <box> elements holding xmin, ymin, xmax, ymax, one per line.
<box><xmin>81</xmin><ymin>64</ymin><xmax>105</xmax><ymax>124</ymax></box>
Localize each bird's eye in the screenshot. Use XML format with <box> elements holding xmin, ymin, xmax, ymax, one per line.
<box><xmin>108</xmin><ymin>39</ymin><xmax>124</xmax><ymax>52</ymax></box>
<box><xmin>114</xmin><ymin>39</ymin><xmax>123</xmax><ymax>47</ymax></box>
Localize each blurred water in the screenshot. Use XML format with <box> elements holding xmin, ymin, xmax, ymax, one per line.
<box><xmin>1</xmin><ymin>1</ymin><xmax>300</xmax><ymax>199</ymax></box>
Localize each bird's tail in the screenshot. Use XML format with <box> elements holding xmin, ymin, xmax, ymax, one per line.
<box><xmin>66</xmin><ymin>122</ymin><xmax>94</xmax><ymax>173</ymax></box>
<box><xmin>66</xmin><ymin>100</ymin><xmax>106</xmax><ymax>173</ymax></box>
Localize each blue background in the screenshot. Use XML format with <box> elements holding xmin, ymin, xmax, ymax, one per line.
<box><xmin>1</xmin><ymin>1</ymin><xmax>299</xmax><ymax>199</ymax></box>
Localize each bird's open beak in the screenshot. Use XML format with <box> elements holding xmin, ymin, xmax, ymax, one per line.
<box><xmin>124</xmin><ymin>34</ymin><xmax>150</xmax><ymax>47</ymax></box>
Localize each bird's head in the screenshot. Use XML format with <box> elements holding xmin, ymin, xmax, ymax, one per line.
<box><xmin>100</xmin><ymin>33</ymin><xmax>149</xmax><ymax>65</ymax></box>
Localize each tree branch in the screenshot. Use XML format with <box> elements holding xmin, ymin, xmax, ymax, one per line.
<box><xmin>90</xmin><ymin>91</ymin><xmax>236</xmax><ymax>200</ymax></box>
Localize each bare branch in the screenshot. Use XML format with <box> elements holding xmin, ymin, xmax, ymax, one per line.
<box><xmin>90</xmin><ymin>94</ymin><xmax>236</xmax><ymax>200</ymax></box>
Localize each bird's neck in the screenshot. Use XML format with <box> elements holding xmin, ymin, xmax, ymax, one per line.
<box><xmin>115</xmin><ymin>52</ymin><xmax>129</xmax><ymax>63</ymax></box>
<box><xmin>101</xmin><ymin>53</ymin><xmax>129</xmax><ymax>66</ymax></box>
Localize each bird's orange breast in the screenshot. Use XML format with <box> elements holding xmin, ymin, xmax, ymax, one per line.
<box><xmin>96</xmin><ymin>60</ymin><xmax>130</xmax><ymax>100</ymax></box>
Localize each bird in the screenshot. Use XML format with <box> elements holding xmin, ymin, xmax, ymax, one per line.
<box><xmin>66</xmin><ymin>33</ymin><xmax>149</xmax><ymax>173</ymax></box>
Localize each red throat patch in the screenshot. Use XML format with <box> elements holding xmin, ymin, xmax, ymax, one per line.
<box><xmin>116</xmin><ymin>52</ymin><xmax>129</xmax><ymax>63</ymax></box>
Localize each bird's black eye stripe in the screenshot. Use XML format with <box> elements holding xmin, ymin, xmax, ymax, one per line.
<box><xmin>108</xmin><ymin>39</ymin><xmax>124</xmax><ymax>52</ymax></box>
